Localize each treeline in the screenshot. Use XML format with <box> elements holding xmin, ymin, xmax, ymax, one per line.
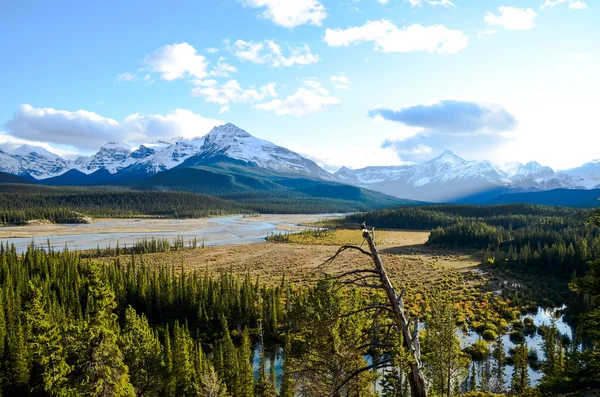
<box><xmin>0</xmin><ymin>208</ymin><xmax>85</xmax><ymax>225</ymax></box>
<box><xmin>347</xmin><ymin>204</ymin><xmax>596</xmax><ymax>276</ymax></box>
<box><xmin>346</xmin><ymin>204</ymin><xmax>584</xmax><ymax>231</ymax></box>
<box><xmin>0</xmin><ymin>185</ymin><xmax>248</xmax><ymax>222</ymax></box>
<box><xmin>0</xmin><ymin>184</ymin><xmax>405</xmax><ymax>223</ymax></box>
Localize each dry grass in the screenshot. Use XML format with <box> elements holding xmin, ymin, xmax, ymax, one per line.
<box><xmin>100</xmin><ymin>229</ymin><xmax>486</xmax><ymax>316</ymax></box>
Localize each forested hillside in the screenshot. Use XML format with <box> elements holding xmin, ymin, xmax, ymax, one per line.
<box><xmin>346</xmin><ymin>204</ymin><xmax>597</xmax><ymax>277</ymax></box>
<box><xmin>0</xmin><ymin>184</ymin><xmax>247</xmax><ymax>224</ymax></box>
<box><xmin>0</xmin><ymin>183</ymin><xmax>412</xmax><ymax>224</ymax></box>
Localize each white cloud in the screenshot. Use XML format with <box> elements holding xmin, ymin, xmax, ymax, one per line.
<box><xmin>0</xmin><ymin>133</ymin><xmax>82</xmax><ymax>159</ymax></box>
<box><xmin>240</xmin><ymin>0</ymin><xmax>327</xmax><ymax>28</ymax></box>
<box><xmin>190</xmin><ymin>79</ymin><xmax>277</xmax><ymax>113</ymax></box>
<box><xmin>123</xmin><ymin>109</ymin><xmax>224</xmax><ymax>141</ymax></box>
<box><xmin>570</xmin><ymin>1</ymin><xmax>587</xmax><ymax>9</ymax></box>
<box><xmin>5</xmin><ymin>104</ymin><xmax>223</xmax><ymax>151</ymax></box>
<box><xmin>324</xmin><ymin>20</ymin><xmax>468</xmax><ymax>54</ymax></box>
<box><xmin>330</xmin><ymin>75</ymin><xmax>351</xmax><ymax>90</ymax></box>
<box><xmin>255</xmin><ymin>80</ymin><xmax>341</xmax><ymax>117</ymax></box>
<box><xmin>205</xmin><ymin>47</ymin><xmax>220</xmax><ymax>54</ymax></box>
<box><xmin>285</xmin><ymin>141</ymin><xmax>403</xmax><ymax>171</ymax></box>
<box><xmin>232</xmin><ymin>39</ymin><xmax>319</xmax><ymax>67</ymax></box>
<box><xmin>210</xmin><ymin>60</ymin><xmax>238</xmax><ymax>77</ymax></box>
<box><xmin>408</xmin><ymin>0</ymin><xmax>455</xmax><ymax>7</ymax></box>
<box><xmin>144</xmin><ymin>42</ymin><xmax>208</xmax><ymax>81</ymax></box>
<box><xmin>541</xmin><ymin>0</ymin><xmax>586</xmax><ymax>9</ymax></box>
<box><xmin>117</xmin><ymin>72</ymin><xmax>136</xmax><ymax>84</ymax></box>
<box><xmin>484</xmin><ymin>7</ymin><xmax>536</xmax><ymax>31</ymax></box>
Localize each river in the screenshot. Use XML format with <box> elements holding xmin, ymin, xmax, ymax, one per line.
<box><xmin>0</xmin><ymin>214</ymin><xmax>340</xmax><ymax>254</ymax></box>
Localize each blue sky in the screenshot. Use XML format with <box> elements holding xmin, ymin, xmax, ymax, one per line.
<box><xmin>0</xmin><ymin>0</ymin><xmax>598</xmax><ymax>171</ymax></box>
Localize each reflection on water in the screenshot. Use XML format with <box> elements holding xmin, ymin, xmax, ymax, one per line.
<box><xmin>458</xmin><ymin>306</ymin><xmax>574</xmax><ymax>388</ymax></box>
<box><xmin>255</xmin><ymin>306</ymin><xmax>574</xmax><ymax>391</ymax></box>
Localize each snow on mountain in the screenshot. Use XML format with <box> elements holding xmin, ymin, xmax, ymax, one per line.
<box><xmin>0</xmin><ymin>149</ymin><xmax>26</xmax><ymax>176</ymax></box>
<box><xmin>6</xmin><ymin>145</ymin><xmax>71</xmax><ymax>179</ymax></box>
<box><xmin>333</xmin><ymin>151</ymin><xmax>584</xmax><ymax>202</ymax></box>
<box><xmin>74</xmin><ymin>142</ymin><xmax>152</xmax><ymax>174</ymax></box>
<box><xmin>194</xmin><ymin>123</ymin><xmax>333</xmax><ymax>179</ymax></box>
<box><xmin>127</xmin><ymin>137</ymin><xmax>206</xmax><ymax>174</ymax></box>
<box><xmin>562</xmin><ymin>160</ymin><xmax>600</xmax><ymax>189</ymax></box>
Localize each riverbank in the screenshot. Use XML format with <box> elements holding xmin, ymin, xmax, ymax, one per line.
<box><xmin>0</xmin><ymin>214</ymin><xmax>343</xmax><ymax>254</ymax></box>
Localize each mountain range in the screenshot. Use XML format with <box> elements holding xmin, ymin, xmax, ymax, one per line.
<box><xmin>0</xmin><ymin>122</ymin><xmax>598</xmax><ymax>205</ymax></box>
<box><xmin>333</xmin><ymin>150</ymin><xmax>593</xmax><ymax>202</ymax></box>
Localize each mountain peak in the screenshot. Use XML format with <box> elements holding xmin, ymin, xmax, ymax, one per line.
<box><xmin>208</xmin><ymin>123</ymin><xmax>252</xmax><ymax>138</ymax></box>
<box><xmin>11</xmin><ymin>144</ymin><xmax>59</xmax><ymax>159</ymax></box>
<box><xmin>428</xmin><ymin>150</ymin><xmax>467</xmax><ymax>166</ymax></box>
<box><xmin>101</xmin><ymin>142</ymin><xmax>129</xmax><ymax>150</ymax></box>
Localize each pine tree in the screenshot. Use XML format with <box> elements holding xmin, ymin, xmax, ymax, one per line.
<box><xmin>72</xmin><ymin>264</ymin><xmax>135</xmax><ymax>397</ymax></box>
<box><xmin>163</xmin><ymin>325</ymin><xmax>175</xmax><ymax>397</ymax></box>
<box><xmin>217</xmin><ymin>317</ymin><xmax>239</xmax><ymax>395</ymax></box>
<box><xmin>279</xmin><ymin>334</ymin><xmax>295</xmax><ymax>397</ymax></box>
<box><xmin>198</xmin><ymin>364</ymin><xmax>229</xmax><ymax>397</ymax></box>
<box><xmin>254</xmin><ymin>345</ymin><xmax>277</xmax><ymax>397</ymax></box>
<box><xmin>423</xmin><ymin>294</ymin><xmax>469</xmax><ymax>397</ymax></box>
<box><xmin>511</xmin><ymin>343</ymin><xmax>530</xmax><ymax>394</ymax></box>
<box><xmin>4</xmin><ymin>317</ymin><xmax>30</xmax><ymax>395</ymax></box>
<box><xmin>237</xmin><ymin>328</ymin><xmax>254</xmax><ymax>397</ymax></box>
<box><xmin>172</xmin><ymin>321</ymin><xmax>197</xmax><ymax>396</ymax></box>
<box><xmin>491</xmin><ymin>337</ymin><xmax>506</xmax><ymax>393</ymax></box>
<box><xmin>120</xmin><ymin>306</ymin><xmax>165</xmax><ymax>396</ymax></box>
<box><xmin>24</xmin><ymin>282</ymin><xmax>71</xmax><ymax>396</ymax></box>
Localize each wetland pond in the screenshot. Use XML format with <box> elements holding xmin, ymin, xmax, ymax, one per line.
<box><xmin>255</xmin><ymin>306</ymin><xmax>576</xmax><ymax>390</ymax></box>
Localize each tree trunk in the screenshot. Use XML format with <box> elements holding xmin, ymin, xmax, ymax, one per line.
<box><xmin>362</xmin><ymin>226</ymin><xmax>428</xmax><ymax>397</ymax></box>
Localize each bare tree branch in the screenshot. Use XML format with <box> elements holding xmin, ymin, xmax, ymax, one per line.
<box><xmin>330</xmin><ymin>359</ymin><xmax>394</xmax><ymax>396</ymax></box>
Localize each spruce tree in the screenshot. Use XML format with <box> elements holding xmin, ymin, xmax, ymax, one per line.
<box><xmin>73</xmin><ymin>264</ymin><xmax>135</xmax><ymax>397</ymax></box>
<box><xmin>511</xmin><ymin>343</ymin><xmax>530</xmax><ymax>394</ymax></box>
<box><xmin>172</xmin><ymin>321</ymin><xmax>197</xmax><ymax>396</ymax></box>
<box><xmin>423</xmin><ymin>294</ymin><xmax>469</xmax><ymax>397</ymax></box>
<box><xmin>254</xmin><ymin>345</ymin><xmax>277</xmax><ymax>397</ymax></box>
<box><xmin>24</xmin><ymin>282</ymin><xmax>71</xmax><ymax>396</ymax></box>
<box><xmin>198</xmin><ymin>364</ymin><xmax>229</xmax><ymax>397</ymax></box>
<box><xmin>491</xmin><ymin>336</ymin><xmax>506</xmax><ymax>393</ymax></box>
<box><xmin>279</xmin><ymin>334</ymin><xmax>295</xmax><ymax>397</ymax></box>
<box><xmin>4</xmin><ymin>317</ymin><xmax>30</xmax><ymax>395</ymax></box>
<box><xmin>163</xmin><ymin>325</ymin><xmax>175</xmax><ymax>397</ymax></box>
<box><xmin>217</xmin><ymin>316</ymin><xmax>239</xmax><ymax>395</ymax></box>
<box><xmin>120</xmin><ymin>306</ymin><xmax>165</xmax><ymax>396</ymax></box>
<box><xmin>237</xmin><ymin>328</ymin><xmax>254</xmax><ymax>397</ymax></box>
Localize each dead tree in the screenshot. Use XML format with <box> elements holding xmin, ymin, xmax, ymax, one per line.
<box><xmin>323</xmin><ymin>223</ymin><xmax>428</xmax><ymax>397</ymax></box>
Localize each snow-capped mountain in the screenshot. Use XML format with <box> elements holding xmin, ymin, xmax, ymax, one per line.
<box><xmin>181</xmin><ymin>123</ymin><xmax>334</xmax><ymax>180</ymax></box>
<box><xmin>8</xmin><ymin>145</ymin><xmax>72</xmax><ymax>179</ymax></box>
<box><xmin>74</xmin><ymin>142</ymin><xmax>153</xmax><ymax>174</ymax></box>
<box><xmin>0</xmin><ymin>123</ymin><xmax>334</xmax><ymax>182</ymax></box>
<box><xmin>124</xmin><ymin>138</ymin><xmax>206</xmax><ymax>174</ymax></box>
<box><xmin>562</xmin><ymin>160</ymin><xmax>600</xmax><ymax>189</ymax></box>
<box><xmin>0</xmin><ymin>123</ymin><xmax>597</xmax><ymax>203</ymax></box>
<box><xmin>0</xmin><ymin>145</ymin><xmax>71</xmax><ymax>179</ymax></box>
<box><xmin>0</xmin><ymin>149</ymin><xmax>26</xmax><ymax>176</ymax></box>
<box><xmin>333</xmin><ymin>150</ymin><xmax>585</xmax><ymax>202</ymax></box>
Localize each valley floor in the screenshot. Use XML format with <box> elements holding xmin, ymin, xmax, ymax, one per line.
<box><xmin>0</xmin><ymin>213</ymin><xmax>341</xmax><ymax>253</ymax></box>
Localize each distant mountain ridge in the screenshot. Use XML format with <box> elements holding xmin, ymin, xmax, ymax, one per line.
<box><xmin>333</xmin><ymin>150</ymin><xmax>590</xmax><ymax>202</ymax></box>
<box><xmin>0</xmin><ymin>123</ymin><xmax>333</xmax><ymax>183</ymax></box>
<box><xmin>0</xmin><ymin>123</ymin><xmax>599</xmax><ymax>205</ymax></box>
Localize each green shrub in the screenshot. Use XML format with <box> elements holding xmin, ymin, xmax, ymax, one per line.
<box><xmin>482</xmin><ymin>329</ymin><xmax>498</xmax><ymax>341</ymax></box>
